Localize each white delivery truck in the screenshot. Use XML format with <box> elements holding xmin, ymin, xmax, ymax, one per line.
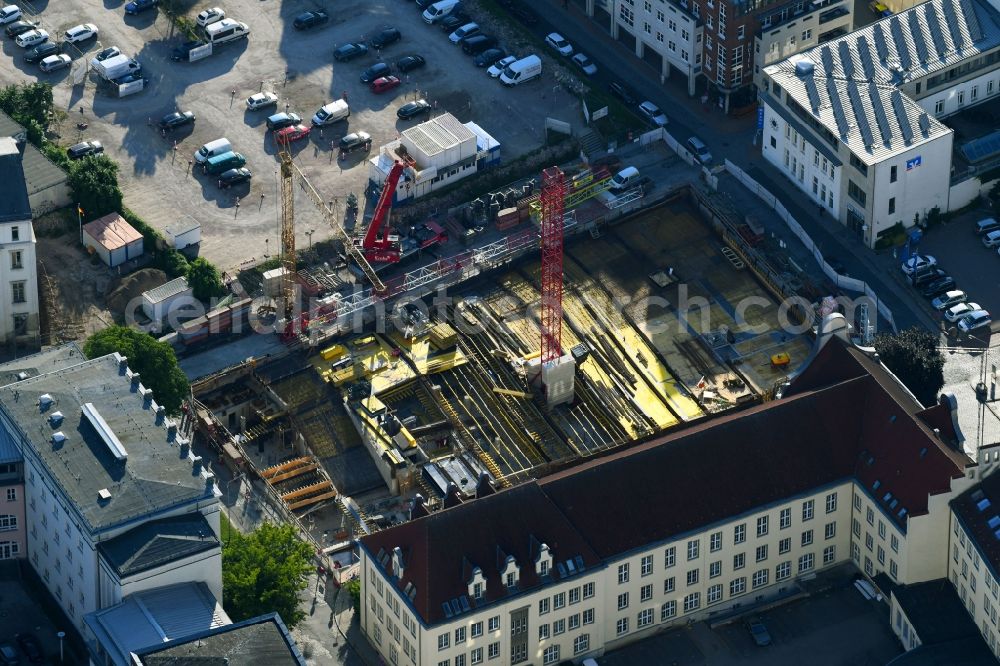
<box><xmin>423</xmin><ymin>0</ymin><xmax>460</xmax><ymax>23</ymax></box>
<box><xmin>204</xmin><ymin>18</ymin><xmax>250</xmax><ymax>45</ymax></box>
<box><xmin>90</xmin><ymin>53</ymin><xmax>140</xmax><ymax>80</ymax></box>
<box><xmin>499</xmin><ymin>55</ymin><xmax>542</xmax><ymax>86</ymax></box>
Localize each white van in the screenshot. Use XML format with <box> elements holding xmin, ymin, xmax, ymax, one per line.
<box><xmin>195</xmin><ymin>138</ymin><xmax>232</xmax><ymax>164</ymax></box>
<box><xmin>610</xmin><ymin>166</ymin><xmax>640</xmax><ymax>192</ymax></box>
<box><xmin>204</xmin><ymin>18</ymin><xmax>250</xmax><ymax>45</ymax></box>
<box><xmin>983</xmin><ymin>229</ymin><xmax>1000</xmax><ymax>248</ymax></box>
<box><xmin>311</xmin><ymin>99</ymin><xmax>350</xmax><ymax>126</ymax></box>
<box><xmin>499</xmin><ymin>55</ymin><xmax>542</xmax><ymax>86</ymax></box>
<box><xmin>423</xmin><ymin>0</ymin><xmax>460</xmax><ymax>23</ymax></box>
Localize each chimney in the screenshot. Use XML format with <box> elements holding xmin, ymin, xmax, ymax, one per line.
<box><xmin>14</xmin><ymin>133</ymin><xmax>26</xmax><ymax>157</ymax></box>
<box><xmin>392</xmin><ymin>546</ymin><xmax>405</xmax><ymax>579</ymax></box>
<box><xmin>118</xmin><ymin>356</ymin><xmax>128</xmax><ymax>372</ymax></box>
<box><xmin>410</xmin><ymin>494</ymin><xmax>428</xmax><ymax>519</ymax></box>
<box><xmin>130</xmin><ymin>372</ymin><xmax>141</xmax><ymax>387</ymax></box>
<box><xmin>443</xmin><ymin>482</ymin><xmax>462</xmax><ymax>508</ymax></box>
<box><xmin>192</xmin><ymin>456</ymin><xmax>203</xmax><ymax>474</ymax></box>
<box><xmin>205</xmin><ymin>473</ymin><xmax>216</xmax><ymax>493</ymax></box>
<box><xmin>476</xmin><ymin>472</ymin><xmax>495</xmax><ymax>498</ymax></box>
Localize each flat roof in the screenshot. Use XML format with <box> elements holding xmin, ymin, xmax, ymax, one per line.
<box><xmin>98</xmin><ymin>513</ymin><xmax>219</xmax><ymax>578</ymax></box>
<box><xmin>83</xmin><ymin>213</ymin><xmax>143</xmax><ymax>252</ymax></box>
<box><xmin>402</xmin><ymin>112</ymin><xmax>475</xmax><ymax>158</ymax></box>
<box><xmin>143</xmin><ymin>277</ymin><xmax>190</xmax><ymax>304</ymax></box>
<box><xmin>0</xmin><ymin>342</ymin><xmax>85</xmax><ymax>385</ymax></box>
<box><xmin>892</xmin><ymin>578</ymin><xmax>981</xmax><ymax>645</ymax></box>
<box><xmin>939</xmin><ymin>346</ymin><xmax>1000</xmax><ymax>457</ymax></box>
<box><xmin>135</xmin><ymin>612</ymin><xmax>306</xmax><ymax>665</ymax></box>
<box><xmin>763</xmin><ymin>0</ymin><xmax>999</xmax><ymax>163</ymax></box>
<box><xmin>0</xmin><ymin>354</ymin><xmax>211</xmax><ymax>534</ymax></box>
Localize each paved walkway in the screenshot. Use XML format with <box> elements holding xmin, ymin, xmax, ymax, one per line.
<box><xmin>526</xmin><ymin>0</ymin><xmax>935</xmax><ymax>333</ymax></box>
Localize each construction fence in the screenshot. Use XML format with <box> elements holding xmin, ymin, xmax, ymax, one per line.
<box><xmin>724</xmin><ymin>160</ymin><xmax>897</xmax><ymax>332</ymax></box>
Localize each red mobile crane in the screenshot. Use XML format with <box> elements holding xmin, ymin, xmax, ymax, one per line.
<box><xmin>358</xmin><ymin>161</ymin><xmax>406</xmax><ymax>263</ymax></box>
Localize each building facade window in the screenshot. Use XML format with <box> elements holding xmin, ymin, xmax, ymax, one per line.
<box><xmin>688</xmin><ymin>539</ymin><xmax>700</xmax><ymax>560</ymax></box>
<box><xmin>752</xmin><ymin>569</ymin><xmax>769</xmax><ymax>588</ymax></box>
<box><xmin>710</xmin><ymin>531</ymin><xmax>722</xmax><ymax>552</ymax></box>
<box><xmin>757</xmin><ymin>516</ymin><xmax>769</xmax><ymax>537</ymax></box>
<box><xmin>799</xmin><ymin>554</ymin><xmax>815</xmax><ymax>573</ymax></box>
<box><xmin>707</xmin><ymin>584</ymin><xmax>723</xmax><ymax>604</ymax></box>
<box><xmin>661</xmin><ymin>600</ymin><xmax>676</xmax><ymax>620</ymax></box>
<box><xmin>734</xmin><ymin>523</ymin><xmax>746</xmax><ymax>544</ymax></box>
<box><xmin>11</xmin><ymin>281</ymin><xmax>25</xmax><ymax>304</ymax></box>
<box><xmin>618</xmin><ymin>563</ymin><xmax>630</xmax><ymax>584</ymax></box>
<box><xmin>9</xmin><ymin>251</ymin><xmax>21</xmax><ymax>270</ymax></box>
<box><xmin>730</xmin><ymin>577</ymin><xmax>746</xmax><ymax>596</ymax></box>
<box><xmin>780</xmin><ymin>508</ymin><xmax>791</xmax><ymax>529</ymax></box>
<box><xmin>641</xmin><ymin>554</ymin><xmax>653</xmax><ymax>576</ymax></box>
<box><xmin>664</xmin><ymin>547</ymin><xmax>676</xmax><ymax>568</ymax></box>
<box><xmin>825</xmin><ymin>492</ymin><xmax>837</xmax><ymax>513</ymax></box>
<box><xmin>802</xmin><ymin>500</ymin><xmax>814</xmax><ymax>521</ymax></box>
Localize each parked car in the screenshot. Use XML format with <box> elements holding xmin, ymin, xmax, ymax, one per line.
<box><xmin>15</xmin><ymin>28</ymin><xmax>48</xmax><ymax>47</ymax></box>
<box><xmin>196</xmin><ymin>6</ymin><xmax>224</xmax><ymax>26</ymax></box>
<box><xmin>360</xmin><ymin>62</ymin><xmax>391</xmax><ymax>83</ymax></box>
<box><xmin>975</xmin><ymin>217</ymin><xmax>1000</xmax><ymax>234</ymax></box>
<box><xmin>171</xmin><ymin>39</ymin><xmax>205</xmax><ymax>61</ymax></box>
<box><xmin>958</xmin><ymin>310</ymin><xmax>992</xmax><ymax>333</ymax></box>
<box><xmin>449</xmin><ymin>22</ymin><xmax>479</xmax><ymax>44</ymax></box>
<box><xmin>0</xmin><ymin>5</ymin><xmax>21</xmax><ymax>25</ymax></box>
<box><xmin>158</xmin><ymin>110</ymin><xmax>196</xmax><ymax>130</ymax></box>
<box><xmin>911</xmin><ymin>267</ymin><xmax>947</xmax><ymax>286</ymax></box>
<box><xmin>217</xmin><ymin>167</ymin><xmax>252</xmax><ymax>188</ymax></box>
<box><xmin>67</xmin><ymin>140</ymin><xmax>103</xmax><ymax>159</ymax></box>
<box><xmin>124</xmin><ymin>0</ymin><xmax>158</xmax><ymax>14</ymax></box>
<box><xmin>334</xmin><ymin>42</ymin><xmax>368</xmax><ymax>61</ymax></box>
<box><xmin>16</xmin><ymin>633</ymin><xmax>43</xmax><ymax>664</ymax></box>
<box><xmin>339</xmin><ymin>131</ymin><xmax>372</xmax><ymax>154</ymax></box>
<box><xmin>5</xmin><ymin>20</ymin><xmax>35</xmax><ymax>38</ymax></box>
<box><xmin>687</xmin><ymin>136</ymin><xmax>713</xmax><ymax>164</ymax></box>
<box><xmin>397</xmin><ymin>99</ymin><xmax>432</xmax><ymax>119</ymax></box>
<box><xmin>64</xmin><ymin>23</ymin><xmax>97</xmax><ymax>42</ymax></box>
<box><xmin>396</xmin><ymin>54</ymin><xmax>426</xmax><ymax>72</ymax></box>
<box><xmin>24</xmin><ymin>41</ymin><xmax>60</xmax><ymax>63</ymax></box>
<box><xmin>920</xmin><ymin>276</ymin><xmax>956</xmax><ymax>298</ymax></box>
<box><xmin>275</xmin><ymin>124</ymin><xmax>311</xmax><ymax>143</ymax></box>
<box><xmin>371</xmin><ymin>27</ymin><xmax>401</xmax><ymax>48</ymax></box>
<box><xmin>487</xmin><ymin>54</ymin><xmax>517</xmax><ymax>77</ymax></box>
<box><xmin>900</xmin><ymin>254</ymin><xmax>937</xmax><ymax>275</ymax></box>
<box><xmin>371</xmin><ymin>75</ymin><xmax>401</xmax><ymax>93</ymax></box>
<box><xmin>638</xmin><ymin>100</ymin><xmax>668</xmax><ymax>127</ymax></box>
<box><xmin>439</xmin><ymin>13</ymin><xmax>468</xmax><ymax>32</ymax></box>
<box><xmin>745</xmin><ymin>619</ymin><xmax>772</xmax><ymax>647</ymax></box>
<box><xmin>246</xmin><ymin>92</ymin><xmax>278</xmax><ymax>111</ymax></box>
<box><xmin>94</xmin><ymin>46</ymin><xmax>120</xmax><ymax>61</ymax></box>
<box><xmin>931</xmin><ymin>290</ymin><xmax>967</xmax><ymax>310</ymax></box>
<box><xmin>545</xmin><ymin>32</ymin><xmax>572</xmax><ymax>56</ymax></box>
<box><xmin>572</xmin><ymin>52</ymin><xmax>597</xmax><ymax>75</ymax></box>
<box><xmin>474</xmin><ymin>47</ymin><xmax>506</xmax><ymax>67</ymax></box>
<box><xmin>266</xmin><ymin>112</ymin><xmax>301</xmax><ymax>131</ymax></box>
<box><xmin>39</xmin><ymin>53</ymin><xmax>71</xmax><ymax>72</ymax></box>
<box><xmin>609</xmin><ymin>81</ymin><xmax>636</xmax><ymax>105</ymax></box>
<box><xmin>293</xmin><ymin>9</ymin><xmax>328</xmax><ymax>29</ymax></box>
<box><xmin>945</xmin><ymin>301</ymin><xmax>982</xmax><ymax>323</ymax></box>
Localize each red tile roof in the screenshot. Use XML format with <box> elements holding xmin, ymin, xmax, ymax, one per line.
<box><xmin>361</xmin><ymin>338</ymin><xmax>971</xmax><ymax>626</ymax></box>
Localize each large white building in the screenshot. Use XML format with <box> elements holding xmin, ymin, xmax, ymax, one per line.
<box><xmin>358</xmin><ymin>321</ymin><xmax>986</xmax><ymax>666</ymax></box>
<box><xmin>760</xmin><ymin>0</ymin><xmax>1000</xmax><ymax>247</ymax></box>
<box><xmin>0</xmin><ymin>136</ymin><xmax>40</xmax><ymax>345</ymax></box>
<box><xmin>0</xmin><ymin>350</ymin><xmax>223</xmax><ymax>644</ymax></box>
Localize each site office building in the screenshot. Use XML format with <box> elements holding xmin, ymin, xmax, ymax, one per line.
<box><xmin>358</xmin><ymin>331</ymin><xmax>982</xmax><ymax>665</ymax></box>
<box><xmin>759</xmin><ymin>0</ymin><xmax>1000</xmax><ymax>247</ymax></box>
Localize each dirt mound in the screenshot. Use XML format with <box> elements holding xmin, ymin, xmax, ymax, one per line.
<box><xmin>106</xmin><ymin>269</ymin><xmax>168</xmax><ymax>316</ymax></box>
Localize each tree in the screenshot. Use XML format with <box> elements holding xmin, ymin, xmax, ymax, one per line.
<box><xmin>160</xmin><ymin>250</ymin><xmax>190</xmax><ymax>280</ymax></box>
<box><xmin>344</xmin><ymin>577</ymin><xmax>361</xmax><ymax>614</ymax></box>
<box><xmin>187</xmin><ymin>257</ymin><xmax>225</xmax><ymax>301</ymax></box>
<box><xmin>0</xmin><ymin>82</ymin><xmax>54</xmax><ymax>137</ymax></box>
<box><xmin>873</xmin><ymin>327</ymin><xmax>944</xmax><ymax>407</ymax></box>
<box><xmin>83</xmin><ymin>326</ymin><xmax>189</xmax><ymax>413</ymax></box>
<box><xmin>68</xmin><ymin>156</ymin><xmax>123</xmax><ymax>221</ymax></box>
<box><xmin>222</xmin><ymin>522</ymin><xmax>314</xmax><ymax>628</ymax></box>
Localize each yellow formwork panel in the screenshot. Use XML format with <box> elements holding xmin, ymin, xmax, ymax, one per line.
<box><xmin>317</xmin><ymin>334</ymin><xmax>417</xmax><ymax>394</ymax></box>
<box><xmin>387</xmin><ymin>331</ymin><xmax>468</xmax><ymax>376</ymax></box>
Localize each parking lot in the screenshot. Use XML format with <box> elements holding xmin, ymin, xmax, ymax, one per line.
<box><xmin>0</xmin><ymin>0</ymin><xmax>589</xmax><ymax>270</ymax></box>
<box><xmin>915</xmin><ymin>208</ymin><xmax>1000</xmax><ymax>341</ymax></box>
<box><xmin>599</xmin><ymin>569</ymin><xmax>903</xmax><ymax>666</ymax></box>
<box><xmin>0</xmin><ymin>562</ymin><xmax>84</xmax><ymax>665</ymax></box>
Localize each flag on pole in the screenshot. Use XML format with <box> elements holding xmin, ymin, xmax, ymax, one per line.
<box><xmin>77</xmin><ymin>204</ymin><xmax>84</xmax><ymax>217</ymax></box>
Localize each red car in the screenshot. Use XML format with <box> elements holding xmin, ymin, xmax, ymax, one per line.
<box><xmin>370</xmin><ymin>75</ymin><xmax>401</xmax><ymax>94</ymax></box>
<box><xmin>275</xmin><ymin>124</ymin><xmax>311</xmax><ymax>143</ymax></box>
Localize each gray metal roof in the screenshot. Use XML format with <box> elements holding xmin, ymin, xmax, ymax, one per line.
<box><xmin>0</xmin><ymin>111</ymin><xmax>68</xmax><ymax>204</ymax></box>
<box><xmin>0</xmin><ymin>343</ymin><xmax>86</xmax><ymax>385</ymax></box>
<box><xmin>0</xmin><ymin>137</ymin><xmax>31</xmax><ymax>223</ymax></box>
<box><xmin>0</xmin><ymin>354</ymin><xmax>212</xmax><ymax>534</ymax></box>
<box><xmin>135</xmin><ymin>612</ymin><xmax>306</xmax><ymax>666</ymax></box>
<box><xmin>143</xmin><ymin>277</ymin><xmax>190</xmax><ymax>305</ymax></box>
<box><xmin>764</xmin><ymin>0</ymin><xmax>1000</xmax><ymax>163</ymax></box>
<box><xmin>84</xmin><ymin>582</ymin><xmax>230</xmax><ymax>666</ymax></box>
<box><xmin>403</xmin><ymin>112</ymin><xmax>475</xmax><ymax>158</ymax></box>
<box><xmin>98</xmin><ymin>512</ymin><xmax>220</xmax><ymax>578</ymax></box>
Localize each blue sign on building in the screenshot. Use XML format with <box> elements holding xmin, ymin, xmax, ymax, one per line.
<box><xmin>757</xmin><ymin>106</ymin><xmax>765</xmax><ymax>130</ymax></box>
<box><xmin>906</xmin><ymin>155</ymin><xmax>922</xmax><ymax>171</ymax></box>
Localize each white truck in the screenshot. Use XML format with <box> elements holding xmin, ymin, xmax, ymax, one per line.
<box><xmin>204</xmin><ymin>18</ymin><xmax>250</xmax><ymax>45</ymax></box>
<box><xmin>90</xmin><ymin>53</ymin><xmax>140</xmax><ymax>80</ymax></box>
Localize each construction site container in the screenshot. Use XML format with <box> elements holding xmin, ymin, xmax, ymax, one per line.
<box><xmin>496</xmin><ymin>207</ymin><xmax>519</xmax><ymax>231</ymax></box>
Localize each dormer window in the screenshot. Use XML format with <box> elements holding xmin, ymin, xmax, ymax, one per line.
<box><xmin>473</xmin><ymin>582</ymin><xmax>483</xmax><ymax>599</ymax></box>
<box><xmin>540</xmin><ymin>560</ymin><xmax>549</xmax><ymax>577</ymax></box>
<box><xmin>535</xmin><ymin>542</ymin><xmax>553</xmax><ymax>578</ymax></box>
<box><xmin>501</xmin><ymin>555</ymin><xmax>520</xmax><ymax>591</ymax></box>
<box><xmin>468</xmin><ymin>566</ymin><xmax>486</xmax><ymax>601</ymax></box>
<box><xmin>506</xmin><ymin>572</ymin><xmax>516</xmax><ymax>588</ymax></box>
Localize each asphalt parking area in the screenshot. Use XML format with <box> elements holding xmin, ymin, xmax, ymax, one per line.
<box><xmin>916</xmin><ymin>209</ymin><xmax>1000</xmax><ymax>337</ymax></box>
<box><xmin>0</xmin><ymin>0</ymin><xmax>587</xmax><ymax>270</ymax></box>
<box><xmin>599</xmin><ymin>574</ymin><xmax>902</xmax><ymax>666</ymax></box>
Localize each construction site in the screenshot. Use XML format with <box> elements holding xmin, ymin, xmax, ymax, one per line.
<box><xmin>182</xmin><ymin>134</ymin><xmax>826</xmax><ymax>557</ymax></box>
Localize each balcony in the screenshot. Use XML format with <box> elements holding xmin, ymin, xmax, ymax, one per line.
<box><xmin>819</xmin><ymin>5</ymin><xmax>850</xmax><ymax>23</ymax></box>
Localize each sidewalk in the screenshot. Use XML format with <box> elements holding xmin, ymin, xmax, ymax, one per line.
<box><xmin>292</xmin><ymin>569</ymin><xmax>382</xmax><ymax>665</ymax></box>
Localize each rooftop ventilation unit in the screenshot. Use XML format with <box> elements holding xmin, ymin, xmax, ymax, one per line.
<box><xmin>989</xmin><ymin>515</ymin><xmax>1000</xmax><ymax>529</ymax></box>
<box><xmin>82</xmin><ymin>402</ymin><xmax>127</xmax><ymax>462</ymax></box>
<box><xmin>98</xmin><ymin>488</ymin><xmax>112</xmax><ymax>501</ymax></box>
<box><xmin>49</xmin><ymin>411</ymin><xmax>64</xmax><ymax>426</ymax></box>
<box><xmin>39</xmin><ymin>394</ymin><xmax>53</xmax><ymax>409</ymax></box>
<box><xmin>51</xmin><ymin>431</ymin><xmax>66</xmax><ymax>444</ymax></box>
<box><xmin>795</xmin><ymin>58</ymin><xmax>815</xmax><ymax>77</ymax></box>
<box><xmin>15</xmin><ymin>372</ymin><xmax>27</xmax><ymax>381</ymax></box>
<box><xmin>978</xmin><ymin>498</ymin><xmax>992</xmax><ymax>512</ymax></box>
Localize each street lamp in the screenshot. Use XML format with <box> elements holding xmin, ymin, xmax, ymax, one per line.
<box><xmin>306</xmin><ymin>229</ymin><xmax>315</xmax><ymax>250</ymax></box>
<box><xmin>57</xmin><ymin>631</ymin><xmax>65</xmax><ymax>663</ymax></box>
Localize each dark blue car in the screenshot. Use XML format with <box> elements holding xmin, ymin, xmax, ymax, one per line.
<box><xmin>125</xmin><ymin>0</ymin><xmax>158</xmax><ymax>15</ymax></box>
